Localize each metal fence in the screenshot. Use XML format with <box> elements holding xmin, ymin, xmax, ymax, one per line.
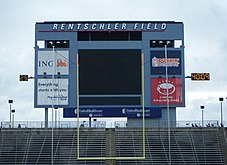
<box><xmin>0</xmin><ymin>120</ymin><xmax>106</xmax><ymax>129</ymax></box>
<box><xmin>1</xmin><ymin>120</ymin><xmax>224</xmax><ymax>129</ymax></box>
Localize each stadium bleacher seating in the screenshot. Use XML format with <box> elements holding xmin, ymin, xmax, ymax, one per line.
<box><xmin>0</xmin><ymin>127</ymin><xmax>226</xmax><ymax>164</ymax></box>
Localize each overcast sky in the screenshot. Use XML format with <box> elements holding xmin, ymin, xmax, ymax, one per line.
<box><xmin>0</xmin><ymin>0</ymin><xmax>227</xmax><ymax>126</ymax></box>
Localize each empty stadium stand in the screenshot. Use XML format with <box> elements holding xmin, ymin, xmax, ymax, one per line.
<box><xmin>0</xmin><ymin>127</ymin><xmax>226</xmax><ymax>165</ymax></box>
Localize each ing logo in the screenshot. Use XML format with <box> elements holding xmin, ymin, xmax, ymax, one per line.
<box><xmin>57</xmin><ymin>59</ymin><xmax>68</xmax><ymax>67</ymax></box>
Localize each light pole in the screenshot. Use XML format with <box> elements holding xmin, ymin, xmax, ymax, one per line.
<box><xmin>164</xmin><ymin>44</ymin><xmax>171</xmax><ymax>165</ymax></box>
<box><xmin>219</xmin><ymin>97</ymin><xmax>224</xmax><ymax>126</ymax></box>
<box><xmin>51</xmin><ymin>44</ymin><xmax>55</xmax><ymax>165</ymax></box>
<box><xmin>8</xmin><ymin>100</ymin><xmax>13</xmax><ymax>128</ymax></box>
<box><xmin>55</xmin><ymin>108</ymin><xmax>58</xmax><ymax>128</ymax></box>
<box><xmin>200</xmin><ymin>105</ymin><xmax>205</xmax><ymax>127</ymax></box>
<box><xmin>11</xmin><ymin>109</ymin><xmax>15</xmax><ymax>128</ymax></box>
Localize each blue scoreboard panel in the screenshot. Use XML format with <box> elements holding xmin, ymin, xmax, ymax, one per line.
<box><xmin>34</xmin><ymin>21</ymin><xmax>185</xmax><ymax>118</ymax></box>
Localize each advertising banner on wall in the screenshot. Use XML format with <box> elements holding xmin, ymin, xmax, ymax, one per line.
<box><xmin>37</xmin><ymin>79</ymin><xmax>69</xmax><ymax>105</ymax></box>
<box><xmin>151</xmin><ymin>78</ymin><xmax>182</xmax><ymax>105</ymax></box>
<box><xmin>37</xmin><ymin>51</ymin><xmax>69</xmax><ymax>75</ymax></box>
<box><xmin>63</xmin><ymin>107</ymin><xmax>161</xmax><ymax>118</ymax></box>
<box><xmin>151</xmin><ymin>50</ymin><xmax>181</xmax><ymax>75</ymax></box>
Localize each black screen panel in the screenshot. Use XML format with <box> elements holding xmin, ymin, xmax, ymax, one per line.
<box><xmin>80</xmin><ymin>97</ymin><xmax>140</xmax><ymax>105</ymax></box>
<box><xmin>79</xmin><ymin>49</ymin><xmax>141</xmax><ymax>95</ymax></box>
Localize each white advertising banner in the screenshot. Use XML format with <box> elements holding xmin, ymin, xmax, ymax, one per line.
<box><xmin>38</xmin><ymin>51</ymin><xmax>69</xmax><ymax>75</ymax></box>
<box><xmin>37</xmin><ymin>79</ymin><xmax>69</xmax><ymax>105</ymax></box>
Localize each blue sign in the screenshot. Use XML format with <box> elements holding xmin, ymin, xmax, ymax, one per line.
<box><xmin>151</xmin><ymin>50</ymin><xmax>182</xmax><ymax>75</ymax></box>
<box><xmin>63</xmin><ymin>107</ymin><xmax>161</xmax><ymax>118</ymax></box>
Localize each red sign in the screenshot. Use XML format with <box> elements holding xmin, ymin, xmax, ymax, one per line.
<box><xmin>151</xmin><ymin>78</ymin><xmax>182</xmax><ymax>105</ymax></box>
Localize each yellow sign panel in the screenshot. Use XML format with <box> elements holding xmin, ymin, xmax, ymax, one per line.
<box><xmin>19</xmin><ymin>75</ymin><xmax>28</xmax><ymax>81</ymax></box>
<box><xmin>191</xmin><ymin>73</ymin><xmax>210</xmax><ymax>81</ymax></box>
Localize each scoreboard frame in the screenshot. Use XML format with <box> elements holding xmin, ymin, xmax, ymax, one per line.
<box><xmin>34</xmin><ymin>21</ymin><xmax>185</xmax><ymax>114</ymax></box>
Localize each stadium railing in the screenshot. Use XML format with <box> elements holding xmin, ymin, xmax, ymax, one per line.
<box><xmin>0</xmin><ymin>120</ymin><xmax>224</xmax><ymax>129</ymax></box>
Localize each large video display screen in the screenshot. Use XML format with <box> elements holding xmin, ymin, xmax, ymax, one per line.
<box><xmin>79</xmin><ymin>49</ymin><xmax>141</xmax><ymax>95</ymax></box>
<box><xmin>78</xmin><ymin>49</ymin><xmax>142</xmax><ymax>106</ymax></box>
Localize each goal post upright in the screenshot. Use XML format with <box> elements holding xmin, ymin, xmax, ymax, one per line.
<box><xmin>76</xmin><ymin>53</ymin><xmax>80</xmax><ymax>159</ymax></box>
<box><xmin>142</xmin><ymin>52</ymin><xmax>146</xmax><ymax>159</ymax></box>
<box><xmin>76</xmin><ymin>53</ymin><xmax>146</xmax><ymax>161</ymax></box>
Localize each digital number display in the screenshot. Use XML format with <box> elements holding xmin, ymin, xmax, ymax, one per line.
<box><xmin>191</xmin><ymin>73</ymin><xmax>210</xmax><ymax>81</ymax></box>
<box><xmin>19</xmin><ymin>75</ymin><xmax>28</xmax><ymax>81</ymax></box>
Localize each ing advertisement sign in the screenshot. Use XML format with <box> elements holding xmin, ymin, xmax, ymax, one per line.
<box><xmin>37</xmin><ymin>51</ymin><xmax>69</xmax><ymax>75</ymax></box>
<box><xmin>37</xmin><ymin>79</ymin><xmax>69</xmax><ymax>106</ymax></box>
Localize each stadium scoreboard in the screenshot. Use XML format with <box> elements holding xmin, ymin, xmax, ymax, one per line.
<box><xmin>34</xmin><ymin>21</ymin><xmax>185</xmax><ymax>120</ymax></box>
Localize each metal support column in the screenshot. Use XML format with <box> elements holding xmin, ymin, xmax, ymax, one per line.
<box><xmin>45</xmin><ymin>108</ymin><xmax>48</xmax><ymax>128</ymax></box>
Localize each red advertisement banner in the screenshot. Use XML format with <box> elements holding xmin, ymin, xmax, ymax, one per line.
<box><xmin>151</xmin><ymin>78</ymin><xmax>182</xmax><ymax>105</ymax></box>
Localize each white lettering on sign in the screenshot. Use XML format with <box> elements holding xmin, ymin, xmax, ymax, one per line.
<box><xmin>152</xmin><ymin>56</ymin><xmax>180</xmax><ymax>67</ymax></box>
<box><xmin>91</xmin><ymin>23</ymin><xmax>97</xmax><ymax>30</ymax></box>
<box><xmin>107</xmin><ymin>23</ymin><xmax>111</xmax><ymax>30</ymax></box>
<box><xmin>61</xmin><ymin>23</ymin><xmax>65</xmax><ymax>30</ymax></box>
<box><xmin>51</xmin><ymin>22</ymin><xmax>168</xmax><ymax>31</ymax></box>
<box><xmin>122</xmin><ymin>23</ymin><xmax>127</xmax><ymax>30</ymax></box>
<box><xmin>68</xmin><ymin>24</ymin><xmax>74</xmax><ymax>30</ymax></box>
<box><xmin>77</xmin><ymin>23</ymin><xmax>82</xmax><ymax>30</ymax></box>
<box><xmin>154</xmin><ymin>23</ymin><xmax>158</xmax><ymax>30</ymax></box>
<box><xmin>114</xmin><ymin>23</ymin><xmax>119</xmax><ymax>30</ymax></box>
<box><xmin>100</xmin><ymin>23</ymin><xmax>105</xmax><ymax>30</ymax></box>
<box><xmin>147</xmin><ymin>23</ymin><xmax>151</xmax><ymax>30</ymax></box>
